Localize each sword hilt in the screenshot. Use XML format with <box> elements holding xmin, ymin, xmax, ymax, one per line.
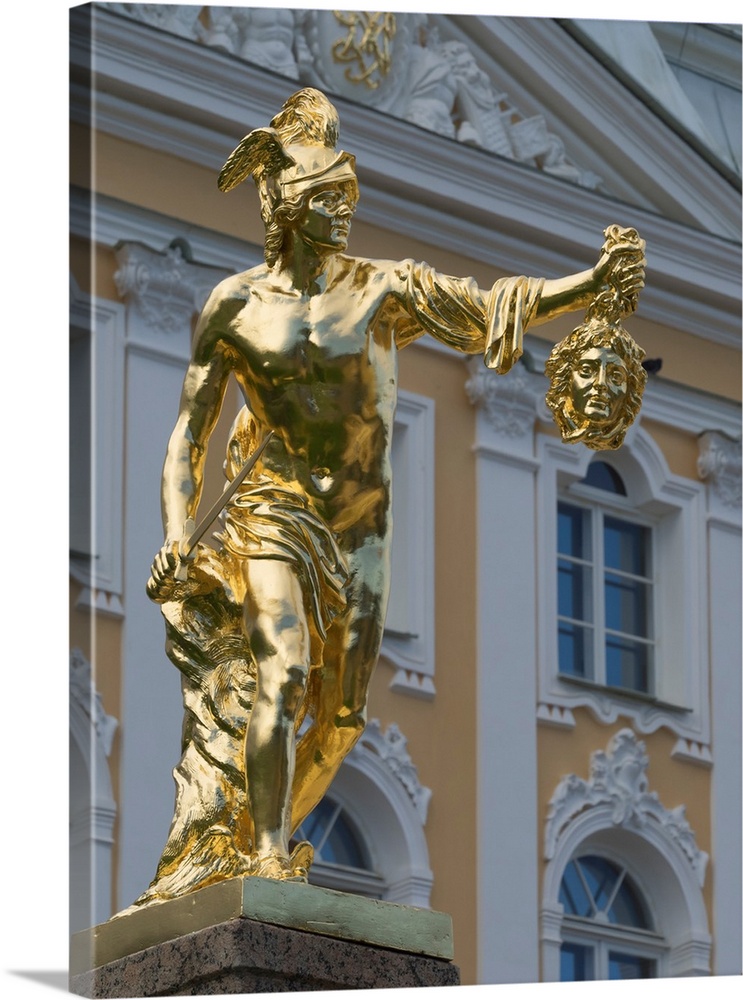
<box><xmin>174</xmin><ymin>517</ymin><xmax>196</xmax><ymax>582</ymax></box>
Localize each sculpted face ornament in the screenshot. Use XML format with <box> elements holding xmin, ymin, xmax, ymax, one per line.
<box><xmin>545</xmin><ymin>318</ymin><xmax>647</xmax><ymax>450</ymax></box>
<box><xmin>545</xmin><ymin>226</ymin><xmax>648</xmax><ymax>451</ymax></box>
<box><xmin>571</xmin><ymin>347</ymin><xmax>628</xmax><ymax>425</ymax></box>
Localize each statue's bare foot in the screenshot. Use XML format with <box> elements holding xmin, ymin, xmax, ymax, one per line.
<box><xmin>250</xmin><ymin>841</ymin><xmax>314</xmax><ymax>881</ymax></box>
<box><xmin>289</xmin><ymin>839</ymin><xmax>314</xmax><ymax>879</ymax></box>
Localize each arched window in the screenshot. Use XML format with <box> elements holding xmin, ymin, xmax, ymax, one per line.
<box><xmin>542</xmin><ymin>731</ymin><xmax>711</xmax><ymax>980</ymax></box>
<box><xmin>290</xmin><ymin>719</ymin><xmax>434</xmax><ymax>907</ymax></box>
<box><xmin>293</xmin><ymin>796</ymin><xmax>386</xmax><ymax>898</ymax></box>
<box><xmin>559</xmin><ymin>854</ymin><xmax>664</xmax><ymax>980</ymax></box>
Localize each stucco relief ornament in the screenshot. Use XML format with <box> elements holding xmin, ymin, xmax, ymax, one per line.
<box><xmin>545</xmin><ymin>729</ymin><xmax>708</xmax><ymax>885</ymax></box>
<box><xmin>545</xmin><ymin>226</ymin><xmax>648</xmax><ymax>450</ymax></box>
<box><xmin>298</xmin><ymin>9</ymin><xmax>411</xmax><ymax>108</ymax></box>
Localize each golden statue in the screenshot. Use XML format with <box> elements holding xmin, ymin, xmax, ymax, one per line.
<box><xmin>136</xmin><ymin>88</ymin><xmax>645</xmax><ymax>907</ymax></box>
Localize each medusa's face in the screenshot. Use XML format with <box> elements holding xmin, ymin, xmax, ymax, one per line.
<box><xmin>570</xmin><ymin>347</ymin><xmax>628</xmax><ymax>427</ymax></box>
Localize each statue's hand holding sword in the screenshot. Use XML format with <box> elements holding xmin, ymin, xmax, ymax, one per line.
<box><xmin>147</xmin><ymin>431</ymin><xmax>274</xmax><ymax>599</ymax></box>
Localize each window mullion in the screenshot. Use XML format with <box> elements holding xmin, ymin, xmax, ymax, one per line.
<box><xmin>603</xmin><ymin>867</ymin><xmax>626</xmax><ymax>916</ymax></box>
<box><xmin>594</xmin><ymin>510</ymin><xmax>606</xmax><ymax>685</ymax></box>
<box><xmin>313</xmin><ymin>801</ymin><xmax>344</xmax><ymax>856</ymax></box>
<box><xmin>574</xmin><ymin>859</ymin><xmax>598</xmax><ymax>918</ymax></box>
<box><xmin>597</xmin><ymin>941</ymin><xmax>609</xmax><ymax>980</ymax></box>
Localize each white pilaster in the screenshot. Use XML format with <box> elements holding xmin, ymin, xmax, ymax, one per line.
<box><xmin>467</xmin><ymin>358</ymin><xmax>544</xmax><ymax>983</ymax></box>
<box><xmin>115</xmin><ymin>240</ymin><xmax>232</xmax><ymax>908</ymax></box>
<box><xmin>698</xmin><ymin>431</ymin><xmax>743</xmax><ymax>975</ymax></box>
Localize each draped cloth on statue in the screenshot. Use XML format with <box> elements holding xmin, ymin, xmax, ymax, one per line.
<box><xmin>390</xmin><ymin>261</ymin><xmax>543</xmax><ymax>375</ymax></box>
<box><xmin>217</xmin><ymin>484</ymin><xmax>349</xmax><ymax>644</ymax></box>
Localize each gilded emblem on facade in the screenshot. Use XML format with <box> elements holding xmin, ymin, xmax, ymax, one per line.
<box><xmin>332</xmin><ymin>11</ymin><xmax>397</xmax><ymax>89</ymax></box>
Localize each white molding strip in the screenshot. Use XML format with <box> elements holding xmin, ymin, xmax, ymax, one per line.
<box><xmin>70</xmin><ymin>187</ymin><xmax>261</xmax><ymax>275</ymax></box>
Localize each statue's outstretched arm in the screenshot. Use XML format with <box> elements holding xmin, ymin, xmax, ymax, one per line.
<box><xmin>535</xmin><ymin>238</ymin><xmax>645</xmax><ymax>325</ymax></box>
<box><xmin>150</xmin><ymin>310</ymin><xmax>232</xmax><ymax>593</ymax></box>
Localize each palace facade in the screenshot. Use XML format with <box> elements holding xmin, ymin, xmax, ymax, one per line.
<box><xmin>70</xmin><ymin>5</ymin><xmax>742</xmax><ymax>985</ymax></box>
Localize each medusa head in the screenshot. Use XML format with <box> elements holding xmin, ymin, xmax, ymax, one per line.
<box><xmin>545</xmin><ymin>317</ymin><xmax>647</xmax><ymax>450</ymax></box>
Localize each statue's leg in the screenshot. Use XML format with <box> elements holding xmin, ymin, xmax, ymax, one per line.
<box><xmin>242</xmin><ymin>557</ymin><xmax>311</xmax><ymax>862</ymax></box>
<box><xmin>290</xmin><ymin>538</ymin><xmax>390</xmax><ymax>832</ymax></box>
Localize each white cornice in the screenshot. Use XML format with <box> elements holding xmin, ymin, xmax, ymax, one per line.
<box><xmin>70</xmin><ymin>8</ymin><xmax>741</xmax><ymax>347</ymax></box>
<box><xmin>70</xmin><ymin>185</ymin><xmax>261</xmax><ymax>274</ymax></box>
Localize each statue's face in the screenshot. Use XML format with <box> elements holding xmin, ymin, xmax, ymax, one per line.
<box><xmin>298</xmin><ymin>183</ymin><xmax>356</xmax><ymax>254</ymax></box>
<box><xmin>570</xmin><ymin>347</ymin><xmax>628</xmax><ymax>427</ymax></box>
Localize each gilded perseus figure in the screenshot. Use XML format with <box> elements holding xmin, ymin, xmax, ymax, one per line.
<box><xmin>137</xmin><ymin>88</ymin><xmax>645</xmax><ymax>907</ymax></box>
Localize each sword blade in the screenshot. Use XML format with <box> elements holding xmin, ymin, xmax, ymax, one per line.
<box><xmin>179</xmin><ymin>429</ymin><xmax>274</xmax><ymax>561</ymax></box>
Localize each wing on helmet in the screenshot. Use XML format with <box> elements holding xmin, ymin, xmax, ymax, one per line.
<box><xmin>217</xmin><ymin>127</ymin><xmax>295</xmax><ymax>193</ymax></box>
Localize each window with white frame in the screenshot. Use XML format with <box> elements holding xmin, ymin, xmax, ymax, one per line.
<box><xmin>542</xmin><ymin>729</ymin><xmax>711</xmax><ymax>979</ymax></box>
<box><xmin>557</xmin><ymin>460</ymin><xmax>654</xmax><ymax>696</ymax></box>
<box><xmin>559</xmin><ymin>854</ymin><xmax>665</xmax><ymax>981</ymax></box>
<box><xmin>537</xmin><ymin>429</ymin><xmax>709</xmax><ymax>751</ymax></box>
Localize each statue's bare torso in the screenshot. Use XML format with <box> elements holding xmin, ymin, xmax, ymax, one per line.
<box><xmin>203</xmin><ymin>254</ymin><xmax>402</xmax><ymax>546</ymax></box>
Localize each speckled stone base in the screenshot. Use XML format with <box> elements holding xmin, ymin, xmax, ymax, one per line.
<box><xmin>69</xmin><ymin>915</ymin><xmax>461</xmax><ymax>996</ymax></box>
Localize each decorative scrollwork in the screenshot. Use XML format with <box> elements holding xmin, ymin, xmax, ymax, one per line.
<box><xmin>332</xmin><ymin>11</ymin><xmax>397</xmax><ymax>90</ymax></box>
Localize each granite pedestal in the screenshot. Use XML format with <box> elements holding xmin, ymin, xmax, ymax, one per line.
<box><xmin>70</xmin><ymin>876</ymin><xmax>460</xmax><ymax>997</ymax></box>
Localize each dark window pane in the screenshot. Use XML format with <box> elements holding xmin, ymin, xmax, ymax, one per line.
<box><xmin>559</xmin><ymin>622</ymin><xmax>594</xmax><ymax>679</ymax></box>
<box><xmin>606</xmin><ymin>636</ymin><xmax>651</xmax><ymax>692</ymax></box>
<box><xmin>583</xmin><ymin>461</ymin><xmax>627</xmax><ymax>495</ymax></box>
<box><xmin>298</xmin><ymin>800</ymin><xmax>330</xmax><ymax>845</ymax></box>
<box><xmin>558</xmin><ymin>503</ymin><xmax>590</xmax><ymax>558</ymax></box>
<box><xmin>605</xmin><ymin>574</ymin><xmax>650</xmax><ymax>637</ymax></box>
<box><xmin>609</xmin><ymin>952</ymin><xmax>655</xmax><ymax>979</ymax></box>
<box><xmin>560</xmin><ymin>942</ymin><xmax>593</xmax><ymax>981</ymax></box>
<box><xmin>559</xmin><ymin>861</ymin><xmax>593</xmax><ymax>917</ymax></box>
<box><xmin>559</xmin><ymin>559</ymin><xmax>592</xmax><ymax>621</ymax></box>
<box><xmin>604</xmin><ymin>517</ymin><xmax>649</xmax><ymax>576</ymax></box>
<box><xmin>608</xmin><ymin>877</ymin><xmax>653</xmax><ymax>929</ymax></box>
<box><xmin>70</xmin><ymin>334</ymin><xmax>93</xmax><ymax>557</ymax></box>
<box><xmin>319</xmin><ymin>813</ymin><xmax>367</xmax><ymax>868</ymax></box>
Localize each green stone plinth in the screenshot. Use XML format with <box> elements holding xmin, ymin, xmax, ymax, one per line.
<box><xmin>71</xmin><ymin>876</ymin><xmax>454</xmax><ymax>976</ymax></box>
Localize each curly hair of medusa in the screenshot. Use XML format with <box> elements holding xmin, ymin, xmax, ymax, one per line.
<box><xmin>545</xmin><ymin>321</ymin><xmax>647</xmax><ymax>440</ymax></box>
<box><xmin>260</xmin><ymin>181</ymin><xmax>359</xmax><ymax>268</ymax></box>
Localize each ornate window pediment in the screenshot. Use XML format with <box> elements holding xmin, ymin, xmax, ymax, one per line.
<box><xmin>545</xmin><ymin>729</ymin><xmax>707</xmax><ymax>884</ymax></box>
<box><xmin>542</xmin><ymin>729</ymin><xmax>711</xmax><ymax>980</ymax></box>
